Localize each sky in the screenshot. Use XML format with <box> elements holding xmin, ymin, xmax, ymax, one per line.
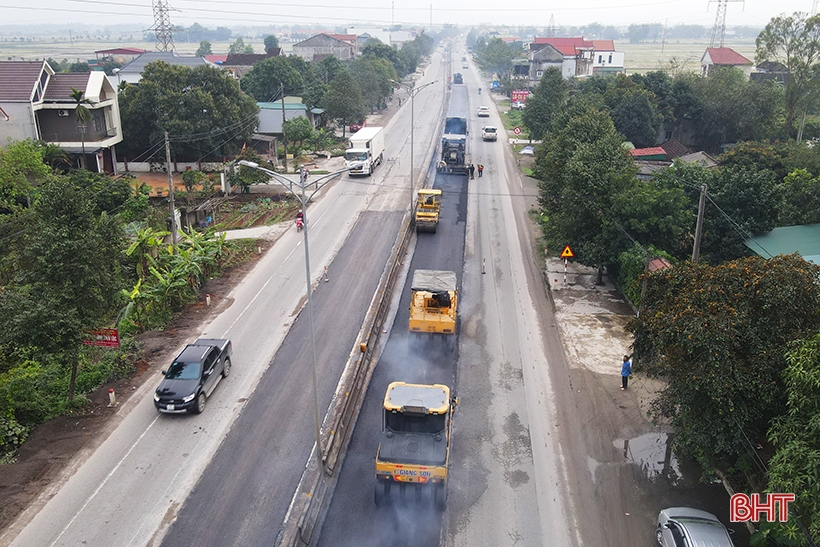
<box><xmin>0</xmin><ymin>0</ymin><xmax>813</xmax><ymax>30</ymax></box>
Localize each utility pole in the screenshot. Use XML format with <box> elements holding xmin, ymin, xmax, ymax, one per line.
<box><xmin>164</xmin><ymin>131</ymin><xmax>178</xmax><ymax>253</ymax></box>
<box><xmin>692</xmin><ymin>184</ymin><xmax>707</xmax><ymax>262</ymax></box>
<box><xmin>280</xmin><ymin>82</ymin><xmax>288</xmax><ymax>172</ymax></box>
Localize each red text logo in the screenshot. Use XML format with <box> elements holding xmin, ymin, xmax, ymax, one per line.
<box><xmin>730</xmin><ymin>493</ymin><xmax>795</xmax><ymax>522</ymax></box>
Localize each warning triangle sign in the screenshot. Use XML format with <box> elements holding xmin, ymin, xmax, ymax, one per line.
<box><xmin>560</xmin><ymin>245</ymin><xmax>574</xmax><ymax>258</ymax></box>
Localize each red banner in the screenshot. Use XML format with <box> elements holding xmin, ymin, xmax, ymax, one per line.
<box><xmin>511</xmin><ymin>90</ymin><xmax>530</xmax><ymax>102</ymax></box>
<box><xmin>84</xmin><ymin>328</ymin><xmax>120</xmax><ymax>348</ymax></box>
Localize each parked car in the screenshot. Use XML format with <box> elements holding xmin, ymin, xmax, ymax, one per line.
<box><xmin>477</xmin><ymin>106</ymin><xmax>490</xmax><ymax>117</ymax></box>
<box><xmin>154</xmin><ymin>339</ymin><xmax>232</xmax><ymax>414</ymax></box>
<box><xmin>656</xmin><ymin>508</ymin><xmax>734</xmax><ymax>547</ymax></box>
<box><xmin>511</xmin><ymin>101</ymin><xmax>526</xmax><ymax>110</ymax></box>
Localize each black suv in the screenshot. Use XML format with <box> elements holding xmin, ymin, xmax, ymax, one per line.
<box><xmin>154</xmin><ymin>339</ymin><xmax>232</xmax><ymax>414</ymax></box>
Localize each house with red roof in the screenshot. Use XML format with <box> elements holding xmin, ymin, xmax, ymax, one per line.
<box><xmin>701</xmin><ymin>47</ymin><xmax>753</xmax><ymax>78</ymax></box>
<box><xmin>0</xmin><ymin>61</ymin><xmax>123</xmax><ymax>173</ymax></box>
<box><xmin>527</xmin><ymin>37</ymin><xmax>624</xmax><ymax>83</ymax></box>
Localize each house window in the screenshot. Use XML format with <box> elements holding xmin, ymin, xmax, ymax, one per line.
<box><xmin>598</xmin><ymin>55</ymin><xmax>603</xmax><ymax>63</ymax></box>
<box><xmin>665</xmin><ymin>130</ymin><xmax>672</xmax><ymax>140</ymax></box>
<box><xmin>608</xmin><ymin>54</ymin><xmax>612</xmax><ymax>63</ymax></box>
<box><xmin>536</xmin><ymin>70</ymin><xmax>543</xmax><ymax>78</ymax></box>
<box><xmin>93</xmin><ymin>114</ymin><xmax>102</xmax><ymax>132</ymax></box>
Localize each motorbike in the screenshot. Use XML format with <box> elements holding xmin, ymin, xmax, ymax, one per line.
<box><xmin>296</xmin><ymin>216</ymin><xmax>304</xmax><ymax>232</ymax></box>
<box><xmin>478</xmin><ymin>88</ymin><xmax>482</xmax><ymax>94</ymax></box>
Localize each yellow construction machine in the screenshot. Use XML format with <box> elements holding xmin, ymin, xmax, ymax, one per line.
<box><xmin>374</xmin><ymin>382</ymin><xmax>456</xmax><ymax>510</ymax></box>
<box><xmin>414</xmin><ymin>189</ymin><xmax>442</xmax><ymax>233</ymax></box>
<box><xmin>408</xmin><ymin>269</ymin><xmax>457</xmax><ymax>336</ymax></box>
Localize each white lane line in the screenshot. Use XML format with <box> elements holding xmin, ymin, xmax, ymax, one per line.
<box><xmin>49</xmin><ymin>414</ymin><xmax>161</xmax><ymax>547</ymax></box>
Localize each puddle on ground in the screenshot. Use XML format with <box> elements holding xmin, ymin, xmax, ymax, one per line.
<box><xmin>615</xmin><ymin>431</ymin><xmax>682</xmax><ymax>485</ymax></box>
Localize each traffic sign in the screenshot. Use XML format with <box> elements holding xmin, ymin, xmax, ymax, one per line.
<box><xmin>560</xmin><ymin>245</ymin><xmax>574</xmax><ymax>258</ymax></box>
<box><xmin>513</xmin><ymin>126</ymin><xmax>522</xmax><ymax>135</ymax></box>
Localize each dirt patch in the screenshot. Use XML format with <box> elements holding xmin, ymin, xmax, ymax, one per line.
<box><xmin>0</xmin><ymin>242</ymin><xmax>270</xmax><ymax>535</ymax></box>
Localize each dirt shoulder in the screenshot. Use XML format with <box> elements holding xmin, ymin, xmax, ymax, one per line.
<box><xmin>0</xmin><ymin>242</ymin><xmax>270</xmax><ymax>534</ymax></box>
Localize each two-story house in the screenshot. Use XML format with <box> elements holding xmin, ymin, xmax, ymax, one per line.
<box><xmin>0</xmin><ymin>61</ymin><xmax>123</xmax><ymax>173</ymax></box>
<box><xmin>292</xmin><ymin>33</ymin><xmax>356</xmax><ymax>61</ymax></box>
<box><xmin>526</xmin><ymin>37</ymin><xmax>624</xmax><ymax>85</ymax></box>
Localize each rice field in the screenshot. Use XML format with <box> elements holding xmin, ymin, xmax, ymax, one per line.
<box><xmin>620</xmin><ymin>39</ymin><xmax>757</xmax><ymax>74</ymax></box>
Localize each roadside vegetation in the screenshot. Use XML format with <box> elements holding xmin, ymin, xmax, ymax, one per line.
<box><xmin>499</xmin><ymin>11</ymin><xmax>820</xmax><ymax>544</ymax></box>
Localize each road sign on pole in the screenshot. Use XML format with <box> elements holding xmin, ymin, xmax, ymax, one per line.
<box><xmin>560</xmin><ymin>245</ymin><xmax>574</xmax><ymax>258</ymax></box>
<box><xmin>514</xmin><ymin>126</ymin><xmax>522</xmax><ymax>135</ymax></box>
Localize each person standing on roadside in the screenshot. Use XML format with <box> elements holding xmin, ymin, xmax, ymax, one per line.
<box><xmin>469</xmin><ymin>164</ymin><xmax>475</xmax><ymax>179</ymax></box>
<box><xmin>621</xmin><ymin>355</ymin><xmax>632</xmax><ymax>390</ymax></box>
<box><xmin>477</xmin><ymin>164</ymin><xmax>484</xmax><ymax>177</ymax></box>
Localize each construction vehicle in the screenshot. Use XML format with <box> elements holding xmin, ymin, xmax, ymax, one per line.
<box><xmin>408</xmin><ymin>270</ymin><xmax>457</xmax><ymax>337</ymax></box>
<box><xmin>414</xmin><ymin>189</ymin><xmax>442</xmax><ymax>233</ymax></box>
<box><xmin>453</xmin><ymin>73</ymin><xmax>463</xmax><ymax>84</ymax></box>
<box><xmin>437</xmin><ymin>116</ymin><xmax>470</xmax><ymax>175</ymax></box>
<box><xmin>374</xmin><ymin>382</ymin><xmax>456</xmax><ymax>510</ymax></box>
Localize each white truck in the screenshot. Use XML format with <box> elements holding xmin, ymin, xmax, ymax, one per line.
<box><xmin>344</xmin><ymin>127</ymin><xmax>385</xmax><ymax>176</ymax></box>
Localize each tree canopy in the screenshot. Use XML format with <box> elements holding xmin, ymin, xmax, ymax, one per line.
<box><xmin>118</xmin><ymin>61</ymin><xmax>258</xmax><ymax>161</ymax></box>
<box><xmin>241</xmin><ymin>55</ymin><xmax>306</xmax><ymax>102</ymax></box>
<box><xmin>522</xmin><ymin>67</ymin><xmax>567</xmax><ymax>140</ymax></box>
<box><xmin>629</xmin><ymin>255</ymin><xmax>820</xmax><ymax>472</ymax></box>
<box><xmin>323</xmin><ymin>71</ymin><xmax>366</xmax><ymax>136</ymax></box>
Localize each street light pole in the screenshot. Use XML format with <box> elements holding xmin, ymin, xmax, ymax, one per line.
<box><xmin>237</xmin><ymin>160</ymin><xmax>349</xmax><ymax>466</ymax></box>
<box><xmin>393</xmin><ymin>79</ymin><xmax>436</xmax><ymax>211</ymax></box>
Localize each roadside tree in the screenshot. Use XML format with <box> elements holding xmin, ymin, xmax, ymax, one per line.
<box><xmin>282</xmin><ymin>116</ymin><xmax>314</xmax><ymax>159</ymax></box>
<box><xmin>475</xmin><ymin>37</ymin><xmax>515</xmax><ymax>76</ymax></box>
<box><xmin>765</xmin><ymin>332</ymin><xmax>820</xmax><ymax>543</ymax></box>
<box><xmin>241</xmin><ymin>56</ymin><xmax>305</xmax><ymax>101</ymax></box>
<box><xmin>778</xmin><ymin>168</ymin><xmax>820</xmax><ymax>225</ymax></box>
<box><xmin>522</xmin><ymin>67</ymin><xmax>567</xmax><ymax>140</ymax></box>
<box><xmin>119</xmin><ymin>61</ymin><xmax>258</xmax><ymax>160</ymax></box>
<box><xmin>323</xmin><ymin>71</ymin><xmax>366</xmax><ymax>137</ymax></box>
<box><xmin>0</xmin><ymin>139</ymin><xmax>52</xmax><ymax>211</ymax></box>
<box><xmin>4</xmin><ymin>177</ymin><xmax>125</xmax><ymax>401</ymax></box>
<box><xmin>756</xmin><ymin>12</ymin><xmax>820</xmax><ymax>137</ymax></box>
<box><xmin>350</xmin><ymin>55</ymin><xmax>396</xmax><ymax>113</ymax></box>
<box><xmin>534</xmin><ymin>101</ymin><xmax>637</xmax><ymax>281</ymax></box>
<box><xmin>629</xmin><ymin>254</ymin><xmax>820</xmax><ymax>476</ymax></box>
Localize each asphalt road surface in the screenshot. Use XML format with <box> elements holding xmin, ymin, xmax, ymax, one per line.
<box><xmin>316</xmin><ymin>170</ymin><xmax>468</xmax><ymax>547</ymax></box>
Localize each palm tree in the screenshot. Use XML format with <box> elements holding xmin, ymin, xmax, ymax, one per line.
<box><xmin>70</xmin><ymin>87</ymin><xmax>93</xmax><ymax>169</ymax></box>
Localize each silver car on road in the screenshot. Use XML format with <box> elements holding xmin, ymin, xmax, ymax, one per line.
<box><xmin>656</xmin><ymin>507</ymin><xmax>734</xmax><ymax>547</ymax></box>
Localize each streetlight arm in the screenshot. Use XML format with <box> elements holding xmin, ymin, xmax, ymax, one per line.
<box><xmin>238</xmin><ymin>162</ymin><xmax>351</xmax><ymax>204</ymax></box>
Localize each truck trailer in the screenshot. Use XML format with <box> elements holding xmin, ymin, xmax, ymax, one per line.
<box><xmin>344</xmin><ymin>127</ymin><xmax>385</xmax><ymax>176</ymax></box>
<box><xmin>374</xmin><ymin>382</ymin><xmax>456</xmax><ymax>510</ymax></box>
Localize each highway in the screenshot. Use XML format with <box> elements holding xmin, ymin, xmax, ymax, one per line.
<box><xmin>3</xmin><ymin>49</ymin><xmax>446</xmax><ymax>547</ymax></box>
<box><xmin>316</xmin><ymin>48</ymin><xmax>575</xmax><ymax>547</ymax></box>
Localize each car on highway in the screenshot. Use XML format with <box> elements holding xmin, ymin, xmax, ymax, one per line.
<box><xmin>462</xmin><ymin>64</ymin><xmax>468</xmax><ymax>69</ymax></box>
<box><xmin>511</xmin><ymin>101</ymin><xmax>526</xmax><ymax>110</ymax></box>
<box><xmin>656</xmin><ymin>507</ymin><xmax>734</xmax><ymax>547</ymax></box>
<box><xmin>481</xmin><ymin>126</ymin><xmax>497</xmax><ymax>141</ymax></box>
<box><xmin>477</xmin><ymin>106</ymin><xmax>490</xmax><ymax>117</ymax></box>
<box><xmin>154</xmin><ymin>338</ymin><xmax>232</xmax><ymax>414</ymax></box>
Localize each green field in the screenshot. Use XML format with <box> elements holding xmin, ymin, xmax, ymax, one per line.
<box><xmin>0</xmin><ymin>37</ymin><xmax>287</xmax><ymax>63</ymax></box>
<box><xmin>620</xmin><ymin>39</ymin><xmax>757</xmax><ymax>74</ymax></box>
